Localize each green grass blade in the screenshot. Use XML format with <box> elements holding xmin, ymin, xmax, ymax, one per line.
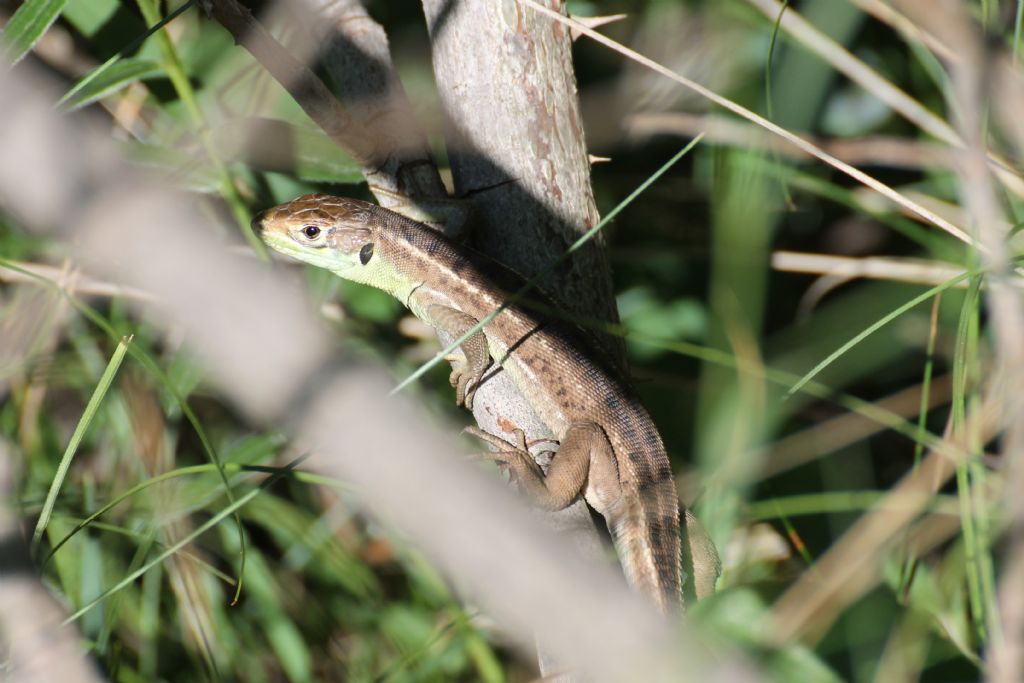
<box><xmin>56</xmin><ymin>0</ymin><xmax>194</xmax><ymax>110</ymax></box>
<box><xmin>62</xmin><ymin>455</ymin><xmax>308</xmax><ymax>625</ymax></box>
<box><xmin>43</xmin><ymin>462</ymin><xmax>345</xmax><ymax>565</ymax></box>
<box><xmin>786</xmin><ymin>270</ymin><xmax>974</xmax><ymax>397</ymax></box>
<box><xmin>1</xmin><ymin>256</ymin><xmax>252</xmax><ymax>603</ymax></box>
<box><xmin>952</xmin><ymin>275</ymin><xmax>992</xmax><ymax>643</ymax></box>
<box><xmin>31</xmin><ymin>335</ymin><xmax>133</xmax><ymax>550</ymax></box>
<box><xmin>61</xmin><ymin>57</ymin><xmax>162</xmax><ymax>111</ymax></box>
<box><xmin>1</xmin><ymin>0</ymin><xmax>67</xmax><ymax>65</ymax></box>
<box><xmin>764</xmin><ymin>0</ymin><xmax>789</xmax><ymax>123</ymax></box>
<box><xmin>913</xmin><ymin>295</ymin><xmax>942</xmax><ymax>470</ymax></box>
<box><xmin>747</xmin><ymin>491</ymin><xmax>959</xmax><ymax>519</ymax></box>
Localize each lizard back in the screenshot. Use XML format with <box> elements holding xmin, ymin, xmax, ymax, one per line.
<box><xmin>368</xmin><ymin>204</ymin><xmax>682</xmax><ymax>611</ymax></box>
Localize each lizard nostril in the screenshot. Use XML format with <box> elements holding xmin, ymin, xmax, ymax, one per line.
<box><xmin>251</xmin><ymin>210</ymin><xmax>268</xmax><ymax>235</ymax></box>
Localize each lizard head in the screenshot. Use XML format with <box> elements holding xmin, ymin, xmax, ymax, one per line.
<box><xmin>252</xmin><ymin>194</ymin><xmax>377</xmax><ymax>277</ymax></box>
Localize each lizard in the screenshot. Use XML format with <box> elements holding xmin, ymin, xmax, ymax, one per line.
<box><xmin>252</xmin><ymin>193</ymin><xmax>719</xmax><ymax>613</ymax></box>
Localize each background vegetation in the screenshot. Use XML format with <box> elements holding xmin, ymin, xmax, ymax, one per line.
<box><xmin>2</xmin><ymin>0</ymin><xmax>1021</xmax><ymax>681</ymax></box>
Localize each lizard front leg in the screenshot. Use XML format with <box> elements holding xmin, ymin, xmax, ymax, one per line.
<box><xmin>419</xmin><ymin>303</ymin><xmax>491</xmax><ymax>410</ymax></box>
<box><xmin>466</xmin><ymin>422</ymin><xmax>622</xmax><ymax>513</ymax></box>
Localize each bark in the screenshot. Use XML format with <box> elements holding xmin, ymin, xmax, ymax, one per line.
<box><xmin>420</xmin><ymin>3</ymin><xmax>619</xmax><ymax>677</ymax></box>
<box><xmin>421</xmin><ymin>0</ymin><xmax>624</xmax><ymax>366</ymax></box>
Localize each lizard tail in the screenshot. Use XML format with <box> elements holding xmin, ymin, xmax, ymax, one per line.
<box><xmin>608</xmin><ymin>478</ymin><xmax>682</xmax><ymax>614</ymax></box>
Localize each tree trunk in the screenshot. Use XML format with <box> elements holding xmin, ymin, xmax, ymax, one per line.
<box><xmin>421</xmin><ymin>2</ymin><xmax>621</xmax><ymax>678</ymax></box>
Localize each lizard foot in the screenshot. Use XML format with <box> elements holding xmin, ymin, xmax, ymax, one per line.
<box><xmin>463</xmin><ymin>427</ymin><xmax>547</xmax><ymax>483</ymax></box>
<box><xmin>447</xmin><ymin>361</ymin><xmax>484</xmax><ymax>411</ymax></box>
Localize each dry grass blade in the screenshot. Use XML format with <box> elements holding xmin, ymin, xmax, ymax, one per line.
<box><xmin>746</xmin><ymin>0</ymin><xmax>959</xmax><ymax>147</ymax></box>
<box><xmin>756</xmin><ymin>373</ymin><xmax>954</xmax><ymax>481</ymax></box>
<box><xmin>771</xmin><ymin>252</ymin><xmax>1006</xmax><ymax>288</ymax></box>
<box><xmin>627</xmin><ymin>112</ymin><xmax>955</xmax><ymax>170</ymax></box>
<box><xmin>885</xmin><ymin>1</ymin><xmax>1024</xmax><ymax>679</ymax></box>
<box><xmin>520</xmin><ymin>0</ymin><xmax>975</xmax><ymax>248</ymax></box>
<box><xmin>0</xmin><ymin>260</ymin><xmax>154</xmax><ymax>301</ymax></box>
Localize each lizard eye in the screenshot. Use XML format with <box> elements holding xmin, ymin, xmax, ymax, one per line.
<box><xmin>301</xmin><ymin>225</ymin><xmax>321</xmax><ymax>239</ymax></box>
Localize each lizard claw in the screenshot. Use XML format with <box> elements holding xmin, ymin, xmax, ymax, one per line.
<box><xmin>450</xmin><ymin>366</ymin><xmax>477</xmax><ymax>410</ymax></box>
<box><xmin>463</xmin><ymin>427</ymin><xmax>544</xmax><ymax>482</ymax></box>
<box><xmin>463</xmin><ymin>426</ymin><xmax>529</xmax><ymax>452</ymax></box>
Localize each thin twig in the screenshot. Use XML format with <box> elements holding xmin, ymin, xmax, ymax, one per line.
<box><xmin>772</xmin><ymin>251</ymin><xmax>1024</xmax><ymax>288</ymax></box>
<box><xmin>0</xmin><ymin>260</ymin><xmax>154</xmax><ymax>301</ymax></box>
<box><xmin>627</xmin><ymin>112</ymin><xmax>955</xmax><ymax>170</ymax></box>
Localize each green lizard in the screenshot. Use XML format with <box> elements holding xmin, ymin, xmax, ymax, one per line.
<box><xmin>252</xmin><ymin>194</ymin><xmax>719</xmax><ymax>613</ymax></box>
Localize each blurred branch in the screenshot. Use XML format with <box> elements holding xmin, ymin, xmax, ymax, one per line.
<box><xmin>202</xmin><ymin>0</ymin><xmax>374</xmax><ymax>167</ymax></box>
<box><xmin>0</xmin><ymin>63</ymin><xmax>761</xmax><ymax>683</ymax></box>
<box><xmin>0</xmin><ymin>259</ymin><xmax>154</xmax><ymax>301</ymax></box>
<box><xmin>202</xmin><ymin>0</ymin><xmax>451</xmax><ymax>215</ymax></box>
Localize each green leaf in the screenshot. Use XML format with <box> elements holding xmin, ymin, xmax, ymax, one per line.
<box><xmin>339</xmin><ymin>279</ymin><xmax>402</xmax><ymax>324</ymax></box>
<box><xmin>62</xmin><ymin>57</ymin><xmax>163</xmax><ymax>111</ymax></box>
<box><xmin>290</xmin><ymin>125</ymin><xmax>364</xmax><ymax>183</ymax></box>
<box><xmin>619</xmin><ymin>286</ymin><xmax>706</xmax><ymax>361</ymax></box>
<box><xmin>769</xmin><ymin>643</ymin><xmax>845</xmax><ymax>683</ymax></box>
<box><xmin>266</xmin><ymin>616</ymin><xmax>312</xmax><ymax>683</ymax></box>
<box><xmin>119</xmin><ymin>141</ymin><xmax>220</xmax><ymax>193</ymax></box>
<box><xmin>210</xmin><ymin>118</ymin><xmax>364</xmax><ymax>184</ymax></box>
<box><xmin>1</xmin><ymin>0</ymin><xmax>68</xmax><ymax>65</ymax></box>
<box><xmin>62</xmin><ymin>0</ymin><xmax>118</xmax><ymax>37</ymax></box>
